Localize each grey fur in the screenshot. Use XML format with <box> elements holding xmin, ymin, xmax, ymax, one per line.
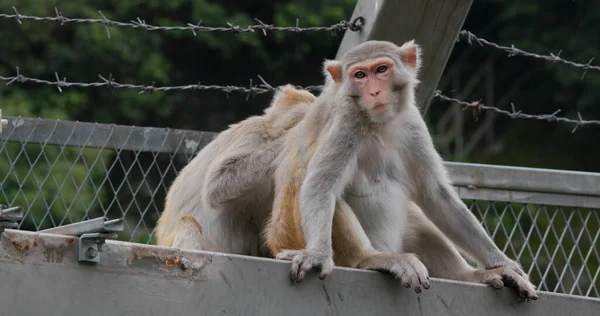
<box><xmin>269</xmin><ymin>40</ymin><xmax>538</xmax><ymax>301</ymax></box>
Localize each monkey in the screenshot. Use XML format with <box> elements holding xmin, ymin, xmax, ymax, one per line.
<box><xmin>264</xmin><ymin>40</ymin><xmax>538</xmax><ymax>301</ymax></box>
<box><xmin>154</xmin><ymin>85</ymin><xmax>317</xmax><ymax>256</ymax></box>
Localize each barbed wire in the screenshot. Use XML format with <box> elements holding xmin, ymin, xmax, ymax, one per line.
<box><xmin>0</xmin><ymin>67</ymin><xmax>324</xmax><ymax>100</ymax></box>
<box><xmin>458</xmin><ymin>30</ymin><xmax>599</xmax><ymax>79</ymax></box>
<box><xmin>2</xmin><ymin>66</ymin><xmax>597</xmax><ymax>132</ymax></box>
<box><xmin>0</xmin><ymin>7</ymin><xmax>364</xmax><ymax>39</ymax></box>
<box><xmin>433</xmin><ymin>91</ymin><xmax>600</xmax><ymax>133</ymax></box>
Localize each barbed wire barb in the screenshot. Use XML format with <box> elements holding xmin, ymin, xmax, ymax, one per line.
<box><xmin>97</xmin><ymin>11</ymin><xmax>112</xmax><ymax>38</ymax></box>
<box><xmin>434</xmin><ymin>91</ymin><xmax>600</xmax><ymax>132</ymax></box>
<box><xmin>0</xmin><ymin>7</ymin><xmax>364</xmax><ymax>36</ymax></box>
<box><xmin>458</xmin><ymin>30</ymin><xmax>600</xmax><ymax>75</ymax></box>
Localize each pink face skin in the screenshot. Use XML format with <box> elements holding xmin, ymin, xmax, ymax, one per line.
<box><xmin>347</xmin><ymin>57</ymin><xmax>395</xmax><ymax>112</ymax></box>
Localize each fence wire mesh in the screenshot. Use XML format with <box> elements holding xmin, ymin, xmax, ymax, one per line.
<box><xmin>0</xmin><ymin>117</ymin><xmax>598</xmax><ymax>298</ymax></box>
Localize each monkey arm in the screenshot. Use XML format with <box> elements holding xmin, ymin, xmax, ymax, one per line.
<box><xmin>407</xmin><ymin>129</ymin><xmax>511</xmax><ymax>268</ymax></box>
<box><xmin>204</xmin><ymin>137</ymin><xmax>284</xmax><ymax>208</ymax></box>
<box><xmin>299</xmin><ymin>120</ymin><xmax>362</xmax><ymax>254</ymax></box>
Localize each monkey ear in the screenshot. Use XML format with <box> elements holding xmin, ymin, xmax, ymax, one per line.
<box><xmin>322</xmin><ymin>59</ymin><xmax>343</xmax><ymax>83</ymax></box>
<box><xmin>398</xmin><ymin>40</ymin><xmax>422</xmax><ymax>72</ymax></box>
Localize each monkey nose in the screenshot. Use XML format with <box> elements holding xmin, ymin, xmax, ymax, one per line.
<box><xmin>370</xmin><ymin>90</ymin><xmax>380</xmax><ymax>96</ymax></box>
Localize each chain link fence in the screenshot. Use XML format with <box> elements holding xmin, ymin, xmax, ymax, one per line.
<box><xmin>0</xmin><ymin>116</ymin><xmax>598</xmax><ymax>298</ymax></box>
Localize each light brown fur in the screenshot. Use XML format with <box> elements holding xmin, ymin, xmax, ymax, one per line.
<box><xmin>155</xmin><ymin>85</ymin><xmax>316</xmax><ymax>252</ymax></box>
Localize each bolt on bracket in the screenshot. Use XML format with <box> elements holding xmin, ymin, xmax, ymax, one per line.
<box><xmin>40</xmin><ymin>216</ymin><xmax>124</xmax><ymax>264</ymax></box>
<box><xmin>0</xmin><ymin>205</ymin><xmax>24</xmax><ymax>234</ymax></box>
<box><xmin>0</xmin><ymin>109</ymin><xmax>8</xmax><ymax>136</ymax></box>
<box><xmin>78</xmin><ymin>232</ymin><xmax>118</xmax><ymax>264</ymax></box>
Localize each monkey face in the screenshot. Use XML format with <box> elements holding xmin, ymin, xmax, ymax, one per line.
<box><xmin>324</xmin><ymin>40</ymin><xmax>422</xmax><ymax>123</ymax></box>
<box><xmin>347</xmin><ymin>57</ymin><xmax>395</xmax><ymax>113</ymax></box>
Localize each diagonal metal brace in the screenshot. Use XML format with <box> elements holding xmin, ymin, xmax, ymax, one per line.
<box><xmin>41</xmin><ymin>217</ymin><xmax>123</xmax><ymax>236</ymax></box>
<box><xmin>0</xmin><ymin>205</ymin><xmax>23</xmax><ymax>234</ymax></box>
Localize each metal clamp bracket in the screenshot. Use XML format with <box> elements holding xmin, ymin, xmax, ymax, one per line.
<box><xmin>78</xmin><ymin>232</ymin><xmax>118</xmax><ymax>263</ymax></box>
<box><xmin>0</xmin><ymin>109</ymin><xmax>8</xmax><ymax>136</ymax></box>
<box><xmin>0</xmin><ymin>205</ymin><xmax>23</xmax><ymax>234</ymax></box>
<box><xmin>40</xmin><ymin>216</ymin><xmax>124</xmax><ymax>264</ymax></box>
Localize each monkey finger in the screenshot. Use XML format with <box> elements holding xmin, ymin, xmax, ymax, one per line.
<box><xmin>296</xmin><ymin>267</ymin><xmax>309</xmax><ymax>283</ymax></box>
<box><xmin>482</xmin><ymin>273</ymin><xmax>504</xmax><ymax>289</ymax></box>
<box><xmin>490</xmin><ymin>279</ymin><xmax>504</xmax><ymax>289</ymax></box>
<box><xmin>414</xmin><ymin>285</ymin><xmax>422</xmax><ymax>294</ymax></box>
<box><xmin>319</xmin><ymin>259</ymin><xmax>334</xmax><ymax>280</ymax></box>
<box><xmin>420</xmin><ymin>276</ymin><xmax>431</xmax><ymax>290</ymax></box>
<box><xmin>289</xmin><ymin>257</ymin><xmax>304</xmax><ymax>282</ymax></box>
<box><xmin>399</xmin><ymin>271</ymin><xmax>418</xmax><ymax>290</ymax></box>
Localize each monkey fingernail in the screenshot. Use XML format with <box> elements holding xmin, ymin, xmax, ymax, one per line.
<box><xmin>414</xmin><ymin>286</ymin><xmax>422</xmax><ymax>293</ymax></box>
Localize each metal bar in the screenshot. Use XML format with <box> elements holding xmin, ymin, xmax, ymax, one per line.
<box><xmin>447</xmin><ymin>162</ymin><xmax>600</xmax><ymax>197</ymax></box>
<box><xmin>0</xmin><ymin>116</ymin><xmax>217</xmax><ymax>154</ymax></box>
<box><xmin>455</xmin><ymin>186</ymin><xmax>600</xmax><ymax>209</ymax></box>
<box><xmin>40</xmin><ymin>217</ymin><xmax>123</xmax><ymax>236</ymax></box>
<box><xmin>1</xmin><ymin>229</ymin><xmax>599</xmax><ymax>316</ymax></box>
<box><xmin>335</xmin><ymin>0</ymin><xmax>474</xmax><ymax>115</ymax></box>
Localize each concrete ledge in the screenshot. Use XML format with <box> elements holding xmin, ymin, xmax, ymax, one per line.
<box><xmin>1</xmin><ymin>230</ymin><xmax>598</xmax><ymax>316</ymax></box>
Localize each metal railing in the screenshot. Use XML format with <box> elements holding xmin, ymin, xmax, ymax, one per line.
<box><xmin>0</xmin><ymin>116</ymin><xmax>598</xmax><ymax>298</ymax></box>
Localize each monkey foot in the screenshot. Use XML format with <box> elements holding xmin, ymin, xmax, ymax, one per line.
<box><xmin>275</xmin><ymin>249</ymin><xmax>335</xmax><ymax>283</ymax></box>
<box><xmin>474</xmin><ymin>267</ymin><xmax>539</xmax><ymax>302</ymax></box>
<box><xmin>358</xmin><ymin>253</ymin><xmax>430</xmax><ymax>293</ymax></box>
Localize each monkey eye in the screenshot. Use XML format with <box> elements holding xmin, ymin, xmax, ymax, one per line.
<box><xmin>354</xmin><ymin>71</ymin><xmax>366</xmax><ymax>79</ymax></box>
<box><xmin>376</xmin><ymin>65</ymin><xmax>388</xmax><ymax>73</ymax></box>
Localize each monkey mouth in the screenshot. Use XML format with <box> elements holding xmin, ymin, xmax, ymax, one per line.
<box><xmin>372</xmin><ymin>102</ymin><xmax>386</xmax><ymax>111</ymax></box>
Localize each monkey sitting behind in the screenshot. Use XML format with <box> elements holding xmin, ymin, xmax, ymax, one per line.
<box><xmin>154</xmin><ymin>85</ymin><xmax>316</xmax><ymax>256</ymax></box>
<box><xmin>264</xmin><ymin>40</ymin><xmax>538</xmax><ymax>302</ymax></box>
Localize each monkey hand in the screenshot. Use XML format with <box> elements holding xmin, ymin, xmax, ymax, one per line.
<box><xmin>275</xmin><ymin>249</ymin><xmax>335</xmax><ymax>283</ymax></box>
<box><xmin>481</xmin><ymin>261</ymin><xmax>538</xmax><ymax>302</ymax></box>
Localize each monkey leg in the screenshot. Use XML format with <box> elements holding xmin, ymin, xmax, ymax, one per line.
<box><xmin>171</xmin><ymin>214</ymin><xmax>260</xmax><ymax>257</ymax></box>
<box><xmin>265</xmin><ymin>194</ymin><xmax>372</xmax><ymax>266</ymax></box>
<box><xmin>333</xmin><ymin>199</ymin><xmax>430</xmax><ymax>293</ymax></box>
<box><xmin>267</xmin><ymin>197</ymin><xmax>430</xmax><ymax>292</ymax></box>
<box><xmin>401</xmin><ymin>201</ymin><xmax>536</xmax><ymax>300</ymax></box>
<box><xmin>171</xmin><ymin>215</ymin><xmax>205</xmax><ymax>250</ymax></box>
<box><xmin>401</xmin><ymin>202</ymin><xmax>479</xmax><ymax>279</ymax></box>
